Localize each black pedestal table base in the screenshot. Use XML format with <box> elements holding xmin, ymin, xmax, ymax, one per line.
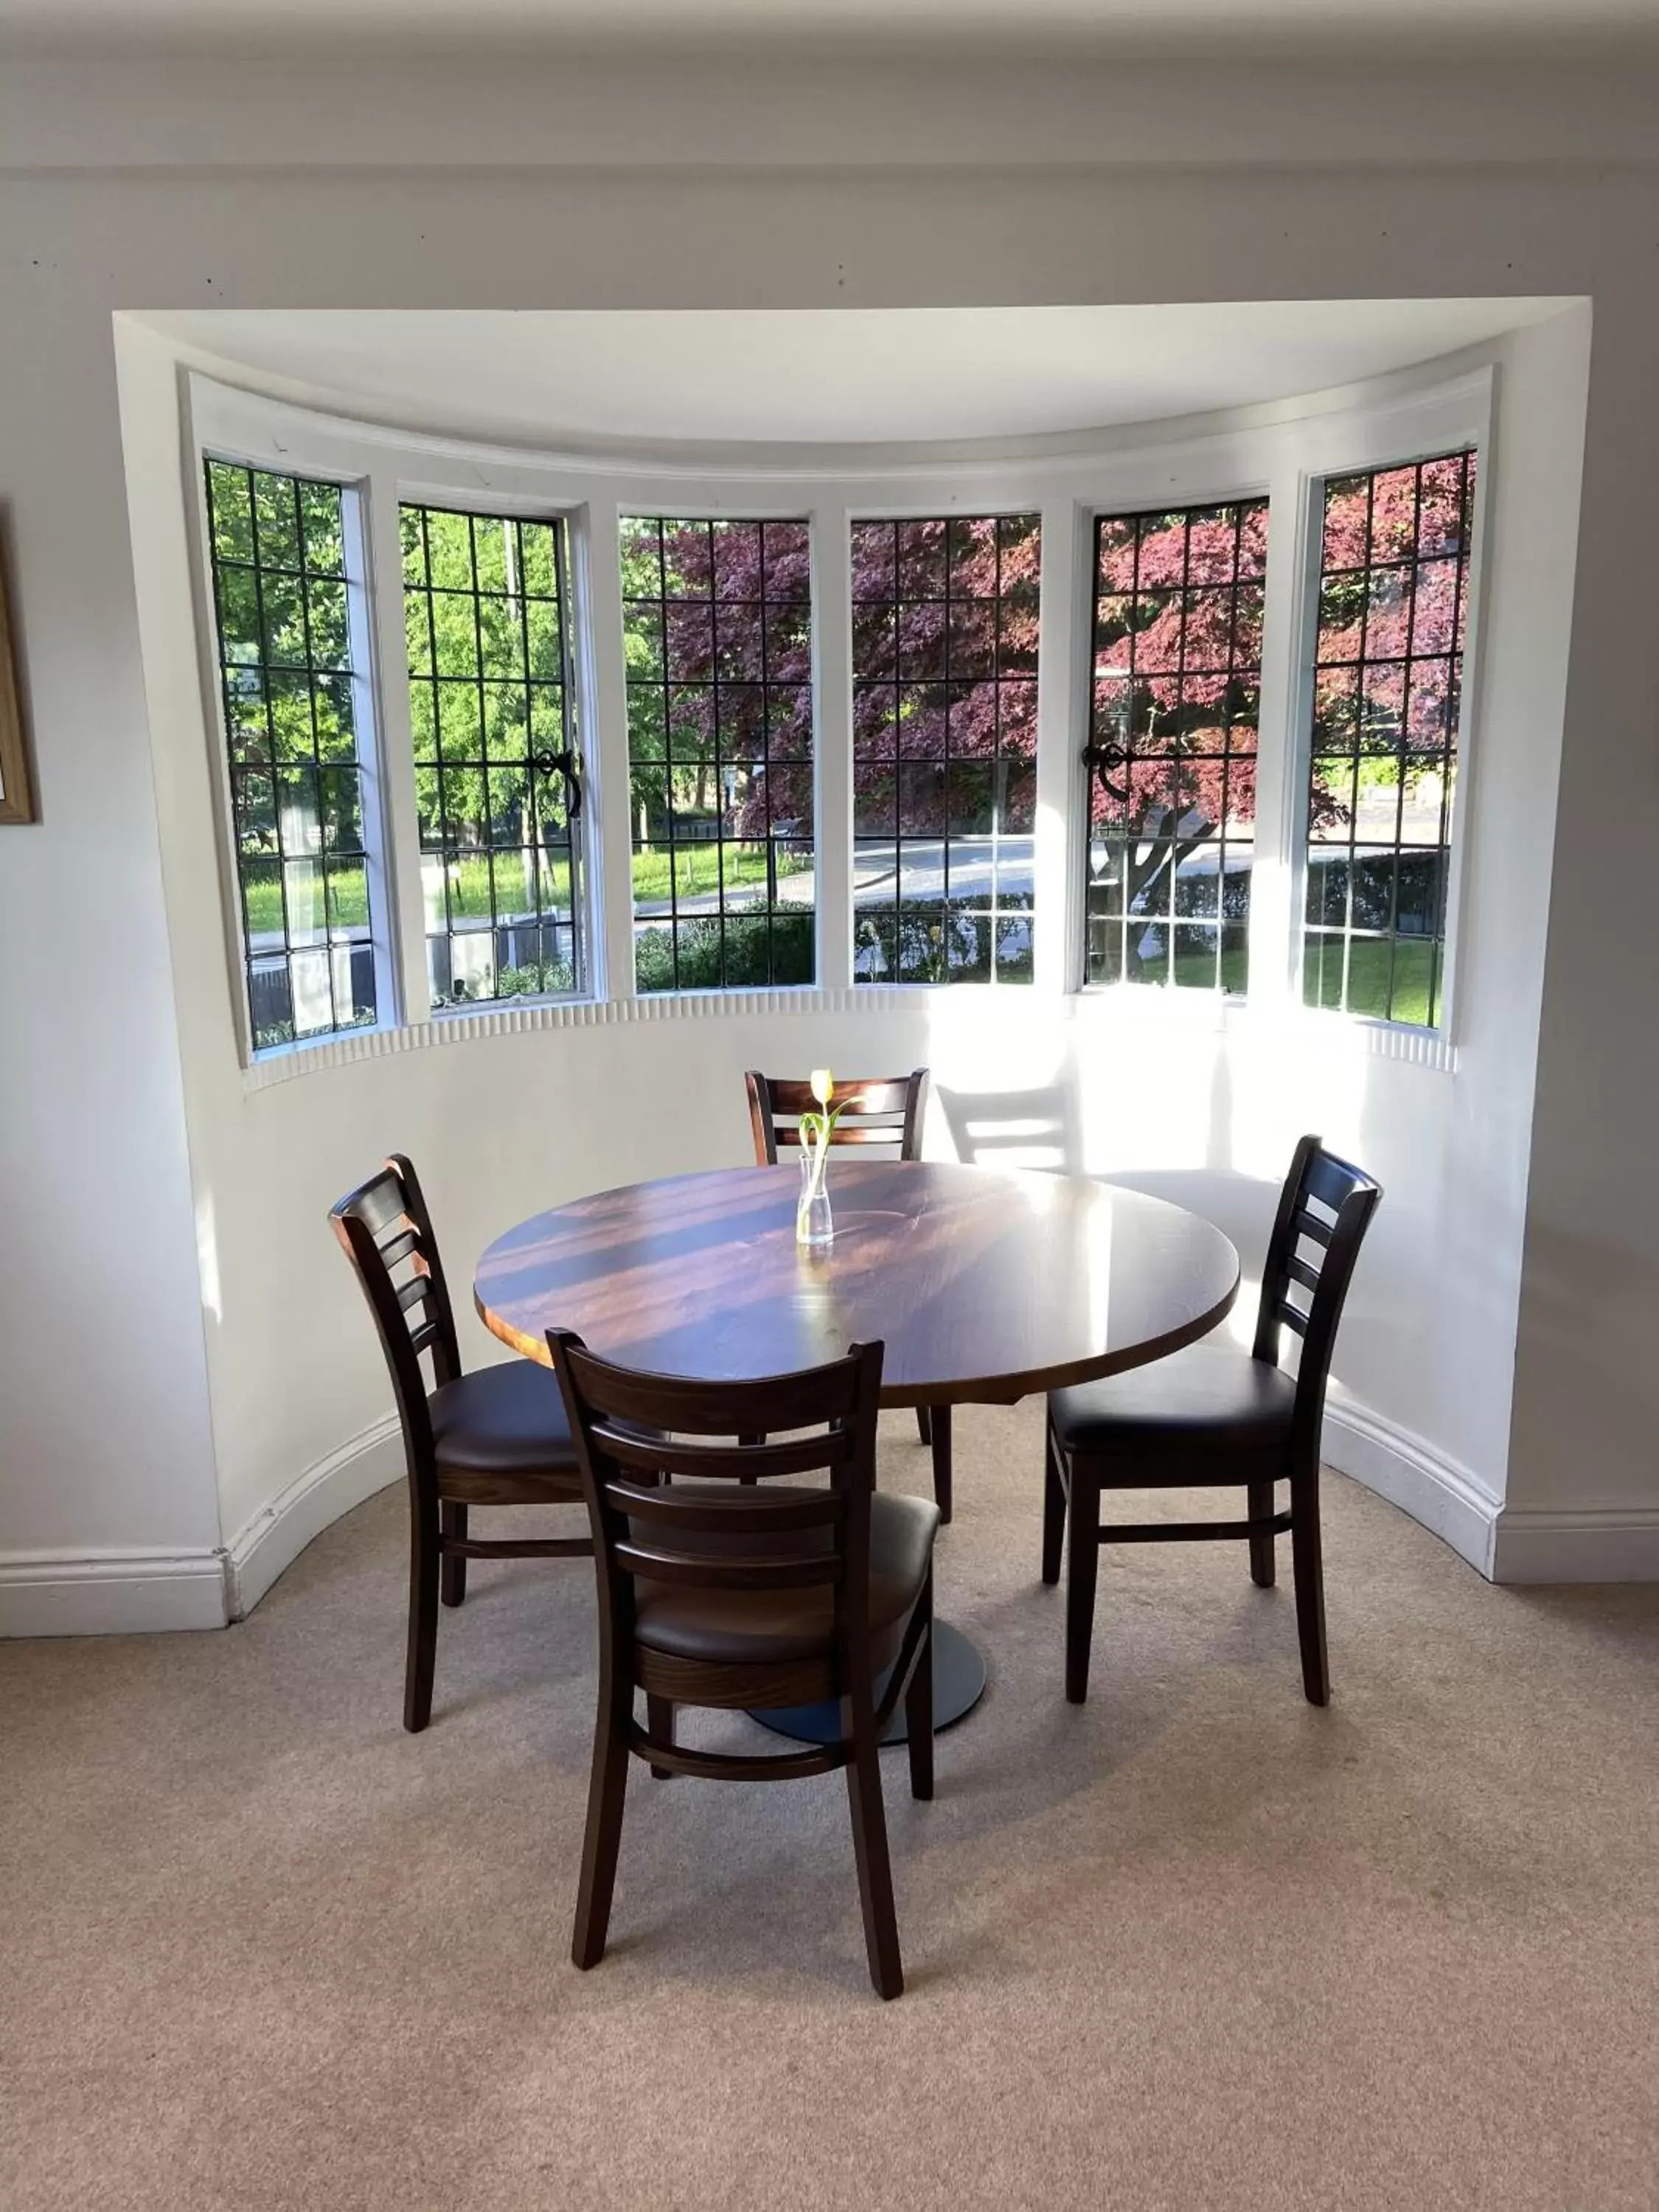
<box><xmin>750</xmin><ymin>1618</ymin><xmax>987</xmax><ymax>1747</ymax></box>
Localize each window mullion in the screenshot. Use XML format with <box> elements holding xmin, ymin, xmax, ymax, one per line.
<box><xmin>811</xmin><ymin>501</ymin><xmax>854</xmax><ymax>992</ymax></box>
<box><xmin>1248</xmin><ymin>456</ymin><xmax>1315</xmax><ymax>1015</ymax></box>
<box><xmin>1034</xmin><ymin>495</ymin><xmax>1084</xmax><ymax>995</ymax></box>
<box><xmin>363</xmin><ymin>472</ymin><xmax>431</xmax><ymax>1024</ymax></box>
<box><xmin>580</xmin><ymin>500</ymin><xmax>637</xmax><ymax>1001</ymax></box>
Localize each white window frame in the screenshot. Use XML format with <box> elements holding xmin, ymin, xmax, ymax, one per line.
<box><xmin>1069</xmin><ymin>363</ymin><xmax>1491</xmax><ymax>1046</ymax></box>
<box><xmin>187</xmin><ymin>376</ymin><xmax>615</xmax><ymax>1054</ymax></box>
<box><xmin>391</xmin><ymin>481</ymin><xmax>596</xmax><ymax>1016</ymax></box>
<box><xmin>1068</xmin><ymin>470</ymin><xmax>1276</xmax><ymax>1004</ymax></box>
<box><xmin>613</xmin><ymin>504</ymin><xmax>826</xmax><ymax>996</ymax></box>
<box><xmin>187</xmin><ymin>425</ymin><xmax>401</xmax><ymax>1063</ymax></box>
<box><xmin>1280</xmin><ymin>375</ymin><xmax>1492</xmax><ymax>1043</ymax></box>
<box><xmin>183</xmin><ymin>358</ymin><xmax>1492</xmax><ymax>1076</ymax></box>
<box><xmin>843</xmin><ymin>501</ymin><xmax>1046</xmax><ymax>990</ymax></box>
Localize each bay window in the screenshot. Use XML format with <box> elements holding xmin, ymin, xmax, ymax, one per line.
<box><xmin>189</xmin><ymin>375</ymin><xmax>1484</xmax><ymax>1069</ymax></box>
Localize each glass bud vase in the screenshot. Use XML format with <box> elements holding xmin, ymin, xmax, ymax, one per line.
<box><xmin>796</xmin><ymin>1144</ymin><xmax>834</xmax><ymax>1250</ymax></box>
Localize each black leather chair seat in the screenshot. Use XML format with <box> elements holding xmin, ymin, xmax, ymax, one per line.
<box><xmin>430</xmin><ymin>1360</ymin><xmax>579</xmax><ymax>1480</ymax></box>
<box><xmin>1051</xmin><ymin>1340</ymin><xmax>1296</xmax><ymax>1456</ymax></box>
<box><xmin>632</xmin><ymin>1487</ymin><xmax>939</xmax><ymax>1669</ymax></box>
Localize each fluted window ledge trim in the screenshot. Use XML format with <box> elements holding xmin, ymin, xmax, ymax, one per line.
<box><xmin>240</xmin><ymin>981</ymin><xmax>1455</xmax><ymax>1093</ymax></box>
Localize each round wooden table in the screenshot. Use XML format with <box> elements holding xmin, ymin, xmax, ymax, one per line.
<box><xmin>475</xmin><ymin>1160</ymin><xmax>1240</xmax><ymax>1739</ymax></box>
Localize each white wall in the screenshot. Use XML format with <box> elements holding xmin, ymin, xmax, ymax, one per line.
<box><xmin>1503</xmin><ymin>289</ymin><xmax>1659</xmax><ymax>1578</ymax></box>
<box><xmin>0</xmin><ymin>46</ymin><xmax>1652</xmax><ymax>1630</ymax></box>
<box><xmin>0</xmin><ymin>283</ymin><xmax>223</xmax><ymax>1633</ymax></box>
<box><xmin>114</xmin><ymin>333</ymin><xmax>1569</xmax><ymax>1587</ymax></box>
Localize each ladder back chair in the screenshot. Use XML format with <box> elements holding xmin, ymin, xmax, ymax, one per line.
<box><xmin>1043</xmin><ymin>1135</ymin><xmax>1381</xmax><ymax>1708</ymax></box>
<box><xmin>743</xmin><ymin>1068</ymin><xmax>956</xmax><ymax>1523</ymax></box>
<box><xmin>549</xmin><ymin>1329</ymin><xmax>938</xmax><ymax>2000</ymax></box>
<box><xmin>329</xmin><ymin>1155</ymin><xmax>590</xmax><ymax>1733</ymax></box>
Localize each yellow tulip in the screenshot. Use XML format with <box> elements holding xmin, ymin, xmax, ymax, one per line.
<box><xmin>810</xmin><ymin>1066</ymin><xmax>833</xmax><ymax>1107</ymax></box>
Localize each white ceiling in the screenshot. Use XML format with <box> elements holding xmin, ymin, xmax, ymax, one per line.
<box><xmin>141</xmin><ymin>302</ymin><xmax>1568</xmax><ymax>452</ymax></box>
<box><xmin>3</xmin><ymin>0</ymin><xmax>1655</xmax><ymax>41</ymax></box>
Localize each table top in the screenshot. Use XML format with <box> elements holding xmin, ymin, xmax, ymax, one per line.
<box><xmin>473</xmin><ymin>1161</ymin><xmax>1239</xmax><ymax>1408</ymax></box>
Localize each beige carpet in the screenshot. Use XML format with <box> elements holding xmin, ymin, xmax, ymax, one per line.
<box><xmin>4</xmin><ymin>1404</ymin><xmax>1656</xmax><ymax>2211</ymax></box>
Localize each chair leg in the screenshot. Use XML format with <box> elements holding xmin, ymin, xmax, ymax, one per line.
<box><xmin>1247</xmin><ymin>1480</ymin><xmax>1276</xmax><ymax>1589</ymax></box>
<box><xmin>439</xmin><ymin>1500</ymin><xmax>467</xmax><ymax>1607</ymax></box>
<box><xmin>904</xmin><ymin>1576</ymin><xmax>934</xmax><ymax>1802</ymax></box>
<box><xmin>646</xmin><ymin>1694</ymin><xmax>675</xmax><ymax>1779</ymax></box>
<box><xmin>1290</xmin><ymin>1476</ymin><xmax>1330</xmax><ymax>1707</ymax></box>
<box><xmin>571</xmin><ymin>1658</ymin><xmax>632</xmax><ymax>1970</ymax></box>
<box><xmin>916</xmin><ymin>1406</ymin><xmax>932</xmax><ymax>1447</ymax></box>
<box><xmin>1065</xmin><ymin>1459</ymin><xmax>1102</xmax><ymax>1705</ymax></box>
<box><xmin>1041</xmin><ymin>1413</ymin><xmax>1067</xmax><ymax>1586</ymax></box>
<box><xmin>843</xmin><ymin>1681</ymin><xmax>904</xmax><ymax>1999</ymax></box>
<box><xmin>404</xmin><ymin>1498</ymin><xmax>441</xmax><ymax>1734</ymax></box>
<box><xmin>930</xmin><ymin>1405</ymin><xmax>953</xmax><ymax>1526</ymax></box>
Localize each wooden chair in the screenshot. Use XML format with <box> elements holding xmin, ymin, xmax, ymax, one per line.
<box><xmin>329</xmin><ymin>1155</ymin><xmax>590</xmax><ymax>1733</ymax></box>
<box><xmin>743</xmin><ymin>1068</ymin><xmax>956</xmax><ymax>1523</ymax></box>
<box><xmin>549</xmin><ymin>1329</ymin><xmax>937</xmax><ymax>2000</ymax></box>
<box><xmin>1043</xmin><ymin>1136</ymin><xmax>1381</xmax><ymax>1708</ymax></box>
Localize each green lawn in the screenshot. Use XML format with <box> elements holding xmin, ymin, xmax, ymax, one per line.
<box><xmin>243</xmin><ymin>856</ymin><xmax>1434</xmax><ymax>1028</ymax></box>
<box><xmin>430</xmin><ymin>852</ymin><xmax>574</xmax><ymax>925</ymax></box>
<box><xmin>243</xmin><ymin>843</ymin><xmax>813</xmax><ymax>937</ymax></box>
<box><xmin>1153</xmin><ymin>935</ymin><xmax>1434</xmax><ymax>1026</ymax></box>
<box><xmin>243</xmin><ymin>860</ymin><xmax>370</xmax><ymax>939</ymax></box>
<box><xmin>630</xmin><ymin>842</ymin><xmax>812</xmax><ymax>907</ymax></box>
<box><xmin>1166</xmin><ymin>944</ymin><xmax>1251</xmax><ymax>995</ymax></box>
<box><xmin>243</xmin><ymin>852</ymin><xmax>572</xmax><ymax>936</ymax></box>
<box><xmin>1302</xmin><ymin>934</ymin><xmax>1436</xmax><ymax>1026</ymax></box>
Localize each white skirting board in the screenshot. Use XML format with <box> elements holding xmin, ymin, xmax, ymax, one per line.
<box><xmin>0</xmin><ymin>1548</ymin><xmax>230</xmax><ymax>1637</ymax></box>
<box><xmin>1488</xmin><ymin>1501</ymin><xmax>1659</xmax><ymax>1584</ymax></box>
<box><xmin>223</xmin><ymin>1416</ymin><xmax>404</xmax><ymax>1621</ymax></box>
<box><xmin>1316</xmin><ymin>1398</ymin><xmax>1659</xmax><ymax>1583</ymax></box>
<box><xmin>4</xmin><ymin>1399</ymin><xmax>1658</xmax><ymax>1635</ymax></box>
<box><xmin>1320</xmin><ymin>1397</ymin><xmax>1503</xmax><ymax>1579</ymax></box>
<box><xmin>0</xmin><ymin>1417</ymin><xmax>405</xmax><ymax>1638</ymax></box>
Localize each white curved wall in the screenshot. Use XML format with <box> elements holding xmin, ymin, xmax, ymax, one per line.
<box><xmin>6</xmin><ymin>54</ymin><xmax>1644</xmax><ymax>1629</ymax></box>
<box><xmin>102</xmin><ymin>309</ymin><xmax>1587</xmax><ymax>1615</ymax></box>
<box><xmin>0</xmin><ymin>296</ymin><xmax>222</xmax><ymax>1632</ymax></box>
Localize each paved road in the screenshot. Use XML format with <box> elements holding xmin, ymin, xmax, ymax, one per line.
<box><xmin>251</xmin><ymin>834</ymin><xmax>1313</xmax><ymax>957</ymax></box>
<box><xmin>631</xmin><ymin>836</ymin><xmax>1037</xmax><ymax>921</ymax></box>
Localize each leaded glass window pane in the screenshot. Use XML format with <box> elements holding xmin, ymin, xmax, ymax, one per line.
<box><xmin>852</xmin><ymin>514</ymin><xmax>1039</xmax><ymax>986</ymax></box>
<box><xmin>622</xmin><ymin>517</ymin><xmax>815</xmax><ymax>992</ymax></box>
<box><xmin>1082</xmin><ymin>499</ymin><xmax>1267</xmax><ymax>995</ymax></box>
<box><xmin>401</xmin><ymin>505</ymin><xmax>585</xmax><ymax>1009</ymax></box>
<box><xmin>1302</xmin><ymin>452</ymin><xmax>1475</xmax><ymax>1029</ymax></box>
<box><xmin>205</xmin><ymin>460</ymin><xmax>378</xmax><ymax>1049</ymax></box>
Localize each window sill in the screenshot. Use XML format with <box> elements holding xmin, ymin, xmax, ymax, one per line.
<box><xmin>240</xmin><ymin>978</ymin><xmax>1458</xmax><ymax>1093</ymax></box>
<box><xmin>243</xmin><ymin>980</ymin><xmax>1058</xmax><ymax>1089</ymax></box>
<box><xmin>1300</xmin><ymin>1009</ymin><xmax>1458</xmax><ymax>1073</ymax></box>
<box><xmin>1065</xmin><ymin>987</ymin><xmax>1458</xmax><ymax>1071</ymax></box>
<box><xmin>429</xmin><ymin>995</ymin><xmax>593</xmax><ymax>1028</ymax></box>
<box><xmin>242</xmin><ymin>1000</ymin><xmax>603</xmax><ymax>1091</ymax></box>
<box><xmin>243</xmin><ymin>1026</ymin><xmax>389</xmax><ymax>1088</ymax></box>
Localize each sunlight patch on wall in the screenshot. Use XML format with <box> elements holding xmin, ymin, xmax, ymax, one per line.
<box><xmin>195</xmin><ymin>1192</ymin><xmax>223</xmax><ymax>1326</ymax></box>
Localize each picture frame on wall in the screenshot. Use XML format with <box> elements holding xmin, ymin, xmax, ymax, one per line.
<box><xmin>0</xmin><ymin>543</ymin><xmax>35</xmax><ymax>825</ymax></box>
